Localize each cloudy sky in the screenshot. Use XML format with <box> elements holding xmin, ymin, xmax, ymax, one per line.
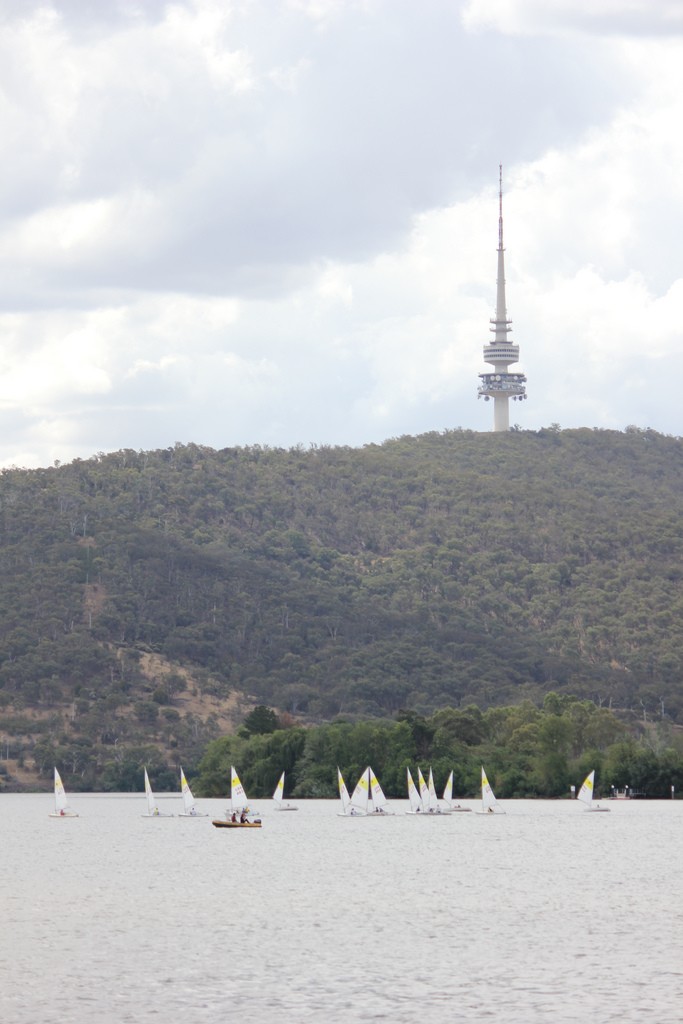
<box><xmin>1</xmin><ymin>0</ymin><xmax>682</xmax><ymax>468</ymax></box>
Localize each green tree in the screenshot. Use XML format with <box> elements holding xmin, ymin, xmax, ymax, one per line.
<box><xmin>241</xmin><ymin>705</ymin><xmax>279</xmax><ymax>736</ymax></box>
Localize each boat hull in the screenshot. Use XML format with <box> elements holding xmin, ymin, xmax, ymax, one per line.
<box><xmin>406</xmin><ymin>810</ymin><xmax>448</xmax><ymax>816</ymax></box>
<box><xmin>49</xmin><ymin>812</ymin><xmax>79</xmax><ymax>818</ymax></box>
<box><xmin>212</xmin><ymin>819</ymin><xmax>262</xmax><ymax>828</ymax></box>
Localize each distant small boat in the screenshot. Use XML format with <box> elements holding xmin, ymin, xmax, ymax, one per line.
<box><xmin>273</xmin><ymin>771</ymin><xmax>298</xmax><ymax>811</ymax></box>
<box><xmin>427</xmin><ymin>767</ymin><xmax>449</xmax><ymax>814</ymax></box>
<box><xmin>179</xmin><ymin>767</ymin><xmax>207</xmax><ymax>817</ymax></box>
<box><xmin>442</xmin><ymin>770</ymin><xmax>471</xmax><ymax>812</ymax></box>
<box><xmin>337</xmin><ymin>767</ymin><xmax>353</xmax><ymax>816</ymax></box>
<box><xmin>49</xmin><ymin>768</ymin><xmax>79</xmax><ymax>818</ymax></box>
<box><xmin>212</xmin><ymin>819</ymin><xmax>262</xmax><ymax>829</ymax></box>
<box><xmin>142</xmin><ymin>767</ymin><xmax>174</xmax><ymax>817</ymax></box>
<box><xmin>577</xmin><ymin>770</ymin><xmax>610</xmax><ymax>813</ymax></box>
<box><xmin>349</xmin><ymin>767</ymin><xmax>370</xmax><ymax>816</ymax></box>
<box><xmin>477</xmin><ymin>766</ymin><xmax>505</xmax><ymax>815</ymax></box>
<box><xmin>228</xmin><ymin>765</ymin><xmax>251</xmax><ymax>816</ymax></box>
<box><xmin>406</xmin><ymin>767</ymin><xmax>423</xmax><ymax>814</ymax></box>
<box><xmin>410</xmin><ymin>767</ymin><xmax>448</xmax><ymax>815</ymax></box>
<box><xmin>368</xmin><ymin>767</ymin><xmax>395</xmax><ymax>815</ymax></box>
<box><xmin>417</xmin><ymin>766</ymin><xmax>431</xmax><ymax>812</ymax></box>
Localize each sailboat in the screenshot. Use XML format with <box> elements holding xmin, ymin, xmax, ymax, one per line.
<box><xmin>414</xmin><ymin>766</ymin><xmax>448</xmax><ymax>815</ymax></box>
<box><xmin>337</xmin><ymin>766</ymin><xmax>352</xmax><ymax>816</ymax></box>
<box><xmin>427</xmin><ymin>767</ymin><xmax>448</xmax><ymax>814</ymax></box>
<box><xmin>368</xmin><ymin>767</ymin><xmax>395</xmax><ymax>815</ymax></box>
<box><xmin>442</xmin><ymin>770</ymin><xmax>471</xmax><ymax>812</ymax></box>
<box><xmin>213</xmin><ymin>766</ymin><xmax>262</xmax><ymax>827</ymax></box>
<box><xmin>229</xmin><ymin>765</ymin><xmax>251</xmax><ymax>814</ymax></box>
<box><xmin>273</xmin><ymin>771</ymin><xmax>298</xmax><ymax>811</ymax></box>
<box><xmin>179</xmin><ymin>767</ymin><xmax>207</xmax><ymax>817</ymax></box>
<box><xmin>406</xmin><ymin>767</ymin><xmax>424</xmax><ymax>814</ymax></box>
<box><xmin>348</xmin><ymin>767</ymin><xmax>370</xmax><ymax>816</ymax></box>
<box><xmin>49</xmin><ymin>767</ymin><xmax>79</xmax><ymax>818</ymax></box>
<box><xmin>142</xmin><ymin>767</ymin><xmax>174</xmax><ymax>817</ymax></box>
<box><xmin>577</xmin><ymin>770</ymin><xmax>610</xmax><ymax>813</ymax></box>
<box><xmin>477</xmin><ymin>766</ymin><xmax>505</xmax><ymax>815</ymax></box>
<box><xmin>417</xmin><ymin>766</ymin><xmax>430</xmax><ymax>811</ymax></box>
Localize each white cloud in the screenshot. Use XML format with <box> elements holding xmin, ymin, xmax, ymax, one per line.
<box><xmin>463</xmin><ymin>0</ymin><xmax>683</xmax><ymax>36</ymax></box>
<box><xmin>0</xmin><ymin>0</ymin><xmax>682</xmax><ymax>467</ymax></box>
<box><xmin>0</xmin><ymin>309</ymin><xmax>113</xmax><ymax>407</ymax></box>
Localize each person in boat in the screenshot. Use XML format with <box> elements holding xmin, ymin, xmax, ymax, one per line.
<box><xmin>231</xmin><ymin>812</ymin><xmax>237</xmax><ymax>822</ymax></box>
<box><xmin>240</xmin><ymin>810</ymin><xmax>249</xmax><ymax>824</ymax></box>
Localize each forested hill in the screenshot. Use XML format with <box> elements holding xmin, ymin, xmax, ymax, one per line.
<box><xmin>1</xmin><ymin>425</ymin><xmax>682</xmax><ymax>790</ymax></box>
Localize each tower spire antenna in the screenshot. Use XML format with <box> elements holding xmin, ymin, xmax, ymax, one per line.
<box><xmin>477</xmin><ymin>166</ymin><xmax>527</xmax><ymax>431</ymax></box>
<box><xmin>498</xmin><ymin>163</ymin><xmax>504</xmax><ymax>252</ymax></box>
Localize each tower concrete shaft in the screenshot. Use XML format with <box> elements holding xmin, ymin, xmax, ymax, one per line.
<box><xmin>477</xmin><ymin>166</ymin><xmax>527</xmax><ymax>431</ymax></box>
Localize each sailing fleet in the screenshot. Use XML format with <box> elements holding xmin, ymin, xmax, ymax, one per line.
<box><xmin>337</xmin><ymin>766</ymin><xmax>395</xmax><ymax>816</ymax></box>
<box><xmin>343</xmin><ymin>764</ymin><xmax>499</xmax><ymax>817</ymax></box>
<box><xmin>47</xmin><ymin>764</ymin><xmax>617</xmax><ymax>822</ymax></box>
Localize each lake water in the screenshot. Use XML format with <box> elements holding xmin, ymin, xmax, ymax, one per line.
<box><xmin>1</xmin><ymin>794</ymin><xmax>681</xmax><ymax>1023</ymax></box>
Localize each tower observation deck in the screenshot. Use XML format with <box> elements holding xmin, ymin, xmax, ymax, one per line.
<box><xmin>477</xmin><ymin>166</ymin><xmax>527</xmax><ymax>431</ymax></box>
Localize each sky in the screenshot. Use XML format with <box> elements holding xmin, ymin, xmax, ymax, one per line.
<box><xmin>1</xmin><ymin>0</ymin><xmax>683</xmax><ymax>469</ymax></box>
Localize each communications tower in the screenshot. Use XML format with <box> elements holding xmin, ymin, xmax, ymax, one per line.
<box><xmin>477</xmin><ymin>166</ymin><xmax>527</xmax><ymax>431</ymax></box>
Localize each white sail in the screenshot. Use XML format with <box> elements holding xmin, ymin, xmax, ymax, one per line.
<box><xmin>406</xmin><ymin>768</ymin><xmax>422</xmax><ymax>813</ymax></box>
<box><xmin>180</xmin><ymin>768</ymin><xmax>195</xmax><ymax>813</ymax></box>
<box><xmin>427</xmin><ymin>768</ymin><xmax>441</xmax><ymax>813</ymax></box>
<box><xmin>481</xmin><ymin>766</ymin><xmax>499</xmax><ymax>813</ymax></box>
<box><xmin>144</xmin><ymin>767</ymin><xmax>157</xmax><ymax>815</ymax></box>
<box><xmin>368</xmin><ymin>767</ymin><xmax>391</xmax><ymax>814</ymax></box>
<box><xmin>50</xmin><ymin>767</ymin><xmax>78</xmax><ymax>817</ymax></box>
<box><xmin>337</xmin><ymin>766</ymin><xmax>352</xmax><ymax>815</ymax></box>
<box><xmin>230</xmin><ymin>766</ymin><xmax>249</xmax><ymax>813</ymax></box>
<box><xmin>442</xmin><ymin>770</ymin><xmax>454</xmax><ymax>807</ymax></box>
<box><xmin>54</xmin><ymin>767</ymin><xmax>68</xmax><ymax>812</ymax></box>
<box><xmin>576</xmin><ymin>770</ymin><xmax>610</xmax><ymax>812</ymax></box>
<box><xmin>577</xmin><ymin>770</ymin><xmax>595</xmax><ymax>807</ymax></box>
<box><xmin>179</xmin><ymin>767</ymin><xmax>207</xmax><ymax>816</ymax></box>
<box><xmin>349</xmin><ymin>767</ymin><xmax>370</xmax><ymax>816</ymax></box>
<box><xmin>441</xmin><ymin>769</ymin><xmax>471</xmax><ymax>812</ymax></box>
<box><xmin>417</xmin><ymin>767</ymin><xmax>430</xmax><ymax>812</ymax></box>
<box><xmin>273</xmin><ymin>770</ymin><xmax>298</xmax><ymax>810</ymax></box>
<box><xmin>143</xmin><ymin>767</ymin><xmax>173</xmax><ymax>817</ymax></box>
